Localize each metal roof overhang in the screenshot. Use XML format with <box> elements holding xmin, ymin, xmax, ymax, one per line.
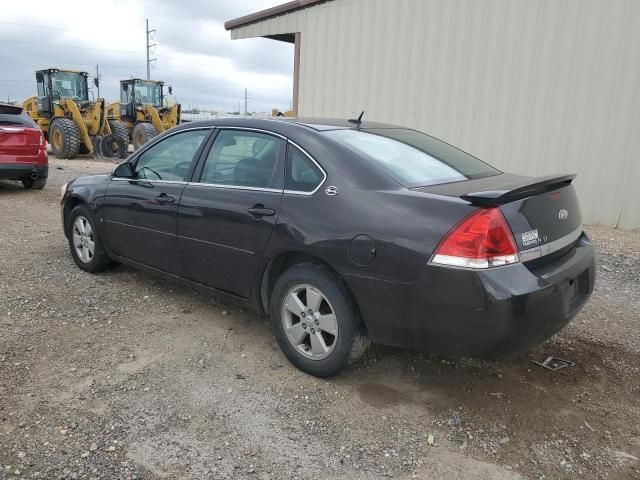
<box><xmin>224</xmin><ymin>0</ymin><xmax>331</xmax><ymax>42</ymax></box>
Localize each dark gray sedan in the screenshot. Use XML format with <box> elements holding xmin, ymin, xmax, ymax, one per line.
<box><xmin>60</xmin><ymin>117</ymin><xmax>595</xmax><ymax>377</ymax></box>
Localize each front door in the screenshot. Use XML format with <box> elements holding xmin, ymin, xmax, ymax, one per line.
<box><xmin>102</xmin><ymin>128</ymin><xmax>211</xmax><ymax>273</ymax></box>
<box><xmin>177</xmin><ymin>128</ymin><xmax>285</xmax><ymax>297</ymax></box>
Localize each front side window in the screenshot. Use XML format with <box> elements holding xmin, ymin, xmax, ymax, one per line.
<box><xmin>134</xmin><ymin>129</ymin><xmax>209</xmax><ymax>181</ymax></box>
<box><xmin>50</xmin><ymin>72</ymin><xmax>88</xmax><ymax>102</ymax></box>
<box><xmin>121</xmin><ymin>83</ymin><xmax>132</xmax><ymax>104</ymax></box>
<box><xmin>199</xmin><ymin>130</ymin><xmax>285</xmax><ymax>189</ymax></box>
<box><xmin>323</xmin><ymin>128</ymin><xmax>500</xmax><ymax>188</ymax></box>
<box><xmin>285</xmin><ymin>145</ymin><xmax>324</xmax><ymax>193</ymax></box>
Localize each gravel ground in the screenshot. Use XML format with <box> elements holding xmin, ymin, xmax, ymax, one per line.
<box><xmin>1</xmin><ymin>157</ymin><xmax>639</xmax><ymax>480</ymax></box>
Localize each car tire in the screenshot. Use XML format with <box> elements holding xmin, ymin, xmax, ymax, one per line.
<box><xmin>49</xmin><ymin>117</ymin><xmax>81</xmax><ymax>159</ymax></box>
<box><xmin>22</xmin><ymin>177</ymin><xmax>46</xmax><ymax>190</ymax></box>
<box><xmin>66</xmin><ymin>205</ymin><xmax>113</xmax><ymax>273</ymax></box>
<box><xmin>270</xmin><ymin>263</ymin><xmax>370</xmax><ymax>377</ymax></box>
<box><xmin>132</xmin><ymin>122</ymin><xmax>158</xmax><ymax>150</ymax></box>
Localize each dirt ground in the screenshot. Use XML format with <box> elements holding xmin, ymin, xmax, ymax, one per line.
<box><xmin>1</xmin><ymin>157</ymin><xmax>639</xmax><ymax>480</ymax></box>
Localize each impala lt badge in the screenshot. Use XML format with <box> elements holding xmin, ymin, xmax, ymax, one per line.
<box><xmin>558</xmin><ymin>209</ymin><xmax>569</xmax><ymax>220</ymax></box>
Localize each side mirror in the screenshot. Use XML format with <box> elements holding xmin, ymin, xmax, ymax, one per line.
<box><xmin>168</xmin><ymin>86</ymin><xmax>173</xmax><ymax>95</ymax></box>
<box><xmin>113</xmin><ymin>162</ymin><xmax>134</xmax><ymax>178</ymax></box>
<box><xmin>122</xmin><ymin>83</ymin><xmax>129</xmax><ymax>91</ymax></box>
<box><xmin>94</xmin><ymin>78</ymin><xmax>99</xmax><ymax>88</ymax></box>
<box><xmin>36</xmin><ymin>72</ymin><xmax>44</xmax><ymax>83</ymax></box>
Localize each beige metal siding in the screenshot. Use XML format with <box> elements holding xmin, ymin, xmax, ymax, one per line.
<box><xmin>231</xmin><ymin>0</ymin><xmax>640</xmax><ymax>228</ymax></box>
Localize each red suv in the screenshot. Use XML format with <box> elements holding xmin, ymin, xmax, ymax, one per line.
<box><xmin>0</xmin><ymin>103</ymin><xmax>48</xmax><ymax>189</ymax></box>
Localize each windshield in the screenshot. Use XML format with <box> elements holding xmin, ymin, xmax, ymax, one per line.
<box><xmin>50</xmin><ymin>72</ymin><xmax>88</xmax><ymax>101</ymax></box>
<box><xmin>134</xmin><ymin>81</ymin><xmax>162</xmax><ymax>107</ymax></box>
<box><xmin>323</xmin><ymin>128</ymin><xmax>500</xmax><ymax>187</ymax></box>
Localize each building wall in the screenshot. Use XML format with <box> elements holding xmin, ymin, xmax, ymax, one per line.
<box><xmin>231</xmin><ymin>0</ymin><xmax>640</xmax><ymax>228</ymax></box>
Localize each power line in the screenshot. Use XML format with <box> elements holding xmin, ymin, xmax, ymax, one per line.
<box><xmin>2</xmin><ymin>56</ymin><xmax>142</xmax><ymax>70</ymax></box>
<box><xmin>0</xmin><ymin>78</ymin><xmax>33</xmax><ymax>83</ymax></box>
<box><xmin>0</xmin><ymin>38</ymin><xmax>144</xmax><ymax>55</ymax></box>
<box><xmin>0</xmin><ymin>20</ymin><xmax>71</xmax><ymax>31</ymax></box>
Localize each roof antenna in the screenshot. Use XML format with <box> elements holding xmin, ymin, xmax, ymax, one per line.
<box><xmin>348</xmin><ymin>110</ymin><xmax>365</xmax><ymax>128</ymax></box>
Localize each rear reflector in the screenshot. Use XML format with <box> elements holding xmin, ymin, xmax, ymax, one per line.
<box><xmin>431</xmin><ymin>207</ymin><xmax>519</xmax><ymax>269</ymax></box>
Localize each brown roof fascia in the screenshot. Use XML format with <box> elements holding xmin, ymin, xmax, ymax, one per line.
<box><xmin>225</xmin><ymin>0</ymin><xmax>331</xmax><ymax>30</ymax></box>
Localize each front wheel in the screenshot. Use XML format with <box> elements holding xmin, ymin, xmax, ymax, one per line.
<box><xmin>49</xmin><ymin>117</ymin><xmax>81</xmax><ymax>159</ymax></box>
<box><xmin>66</xmin><ymin>205</ymin><xmax>113</xmax><ymax>273</ymax></box>
<box><xmin>270</xmin><ymin>263</ymin><xmax>370</xmax><ymax>377</ymax></box>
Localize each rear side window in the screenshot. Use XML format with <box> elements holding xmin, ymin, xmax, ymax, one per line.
<box><xmin>0</xmin><ymin>113</ymin><xmax>37</xmax><ymax>128</ymax></box>
<box><xmin>199</xmin><ymin>130</ymin><xmax>285</xmax><ymax>189</ymax></box>
<box><xmin>323</xmin><ymin>128</ymin><xmax>500</xmax><ymax>187</ymax></box>
<box><xmin>285</xmin><ymin>145</ymin><xmax>324</xmax><ymax>193</ymax></box>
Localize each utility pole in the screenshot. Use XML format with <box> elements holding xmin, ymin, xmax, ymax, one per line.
<box><xmin>244</xmin><ymin>88</ymin><xmax>248</xmax><ymax>116</ymax></box>
<box><xmin>95</xmin><ymin>65</ymin><xmax>100</xmax><ymax>98</ymax></box>
<box><xmin>146</xmin><ymin>19</ymin><xmax>156</xmax><ymax>80</ymax></box>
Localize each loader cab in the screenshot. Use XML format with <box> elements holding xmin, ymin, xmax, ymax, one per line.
<box><xmin>120</xmin><ymin>79</ymin><xmax>166</xmax><ymax>120</ymax></box>
<box><xmin>35</xmin><ymin>69</ymin><xmax>89</xmax><ymax>117</ymax></box>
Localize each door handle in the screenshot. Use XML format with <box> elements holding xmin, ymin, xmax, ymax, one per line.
<box><xmin>156</xmin><ymin>193</ymin><xmax>175</xmax><ymax>204</ymax></box>
<box><xmin>247</xmin><ymin>204</ymin><xmax>275</xmax><ymax>217</ymax></box>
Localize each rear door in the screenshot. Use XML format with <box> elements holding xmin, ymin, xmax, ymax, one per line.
<box><xmin>102</xmin><ymin>128</ymin><xmax>211</xmax><ymax>273</ymax></box>
<box><xmin>177</xmin><ymin>128</ymin><xmax>286</xmax><ymax>297</ymax></box>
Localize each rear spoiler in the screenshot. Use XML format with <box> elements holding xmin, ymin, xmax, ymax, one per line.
<box><xmin>461</xmin><ymin>174</ymin><xmax>576</xmax><ymax>206</ymax></box>
<box><xmin>0</xmin><ymin>103</ymin><xmax>23</xmax><ymax>115</ymax></box>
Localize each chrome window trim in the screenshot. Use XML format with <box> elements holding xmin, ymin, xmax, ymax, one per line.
<box><xmin>284</xmin><ymin>140</ymin><xmax>327</xmax><ymax>196</ymax></box>
<box><xmin>112</xmin><ymin>125</ymin><xmax>328</xmax><ymax>196</ymax></box>
<box><xmin>187</xmin><ymin>182</ymin><xmax>282</xmax><ymax>194</ymax></box>
<box><xmin>519</xmin><ymin>227</ymin><xmax>583</xmax><ymax>262</ymax></box>
<box><xmin>111</xmin><ymin>178</ymin><xmax>187</xmax><ymax>185</ymax></box>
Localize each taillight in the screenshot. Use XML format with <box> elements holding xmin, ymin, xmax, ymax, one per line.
<box><xmin>431</xmin><ymin>207</ymin><xmax>519</xmax><ymax>269</ymax></box>
<box><xmin>39</xmin><ymin>132</ymin><xmax>47</xmax><ymax>150</ymax></box>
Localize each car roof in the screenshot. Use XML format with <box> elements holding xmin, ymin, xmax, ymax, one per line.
<box><xmin>277</xmin><ymin>117</ymin><xmax>405</xmax><ymax>131</ymax></box>
<box><xmin>176</xmin><ymin>116</ymin><xmax>406</xmax><ymax>134</ymax></box>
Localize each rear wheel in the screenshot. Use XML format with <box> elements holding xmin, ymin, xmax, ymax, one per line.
<box><xmin>66</xmin><ymin>205</ymin><xmax>113</xmax><ymax>273</ymax></box>
<box><xmin>21</xmin><ymin>177</ymin><xmax>46</xmax><ymax>190</ymax></box>
<box><xmin>132</xmin><ymin>122</ymin><xmax>157</xmax><ymax>150</ymax></box>
<box><xmin>49</xmin><ymin>117</ymin><xmax>80</xmax><ymax>159</ymax></box>
<box><xmin>270</xmin><ymin>263</ymin><xmax>370</xmax><ymax>377</ymax></box>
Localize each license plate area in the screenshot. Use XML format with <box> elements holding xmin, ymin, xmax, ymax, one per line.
<box><xmin>561</xmin><ymin>268</ymin><xmax>592</xmax><ymax>314</ymax></box>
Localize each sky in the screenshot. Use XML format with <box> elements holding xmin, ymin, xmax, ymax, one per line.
<box><xmin>0</xmin><ymin>0</ymin><xmax>294</xmax><ymax>112</ymax></box>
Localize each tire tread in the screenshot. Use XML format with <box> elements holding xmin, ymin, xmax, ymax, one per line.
<box><xmin>50</xmin><ymin>117</ymin><xmax>81</xmax><ymax>159</ymax></box>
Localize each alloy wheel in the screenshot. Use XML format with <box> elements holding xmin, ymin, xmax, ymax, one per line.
<box><xmin>281</xmin><ymin>284</ymin><xmax>338</xmax><ymax>360</ymax></box>
<box><xmin>72</xmin><ymin>216</ymin><xmax>95</xmax><ymax>264</ymax></box>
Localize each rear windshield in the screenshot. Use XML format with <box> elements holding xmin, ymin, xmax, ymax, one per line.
<box><xmin>323</xmin><ymin>128</ymin><xmax>500</xmax><ymax>187</ymax></box>
<box><xmin>0</xmin><ymin>113</ymin><xmax>37</xmax><ymax>128</ymax></box>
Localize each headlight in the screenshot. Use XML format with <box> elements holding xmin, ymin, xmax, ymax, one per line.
<box><xmin>60</xmin><ymin>182</ymin><xmax>68</xmax><ymax>199</ymax></box>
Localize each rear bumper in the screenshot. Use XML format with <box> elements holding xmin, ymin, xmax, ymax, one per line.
<box><xmin>0</xmin><ymin>163</ymin><xmax>48</xmax><ymax>181</ymax></box>
<box><xmin>346</xmin><ymin>232</ymin><xmax>596</xmax><ymax>357</ymax></box>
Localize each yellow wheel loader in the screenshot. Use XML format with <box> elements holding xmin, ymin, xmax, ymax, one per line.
<box><xmin>22</xmin><ymin>68</ymin><xmax>125</xmax><ymax>159</ymax></box>
<box><xmin>106</xmin><ymin>79</ymin><xmax>181</xmax><ymax>150</ymax></box>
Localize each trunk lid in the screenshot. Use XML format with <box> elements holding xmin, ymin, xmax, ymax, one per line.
<box><xmin>0</xmin><ymin>126</ymin><xmax>41</xmax><ymax>157</ymax></box>
<box><xmin>415</xmin><ymin>173</ymin><xmax>583</xmax><ymax>260</ymax></box>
